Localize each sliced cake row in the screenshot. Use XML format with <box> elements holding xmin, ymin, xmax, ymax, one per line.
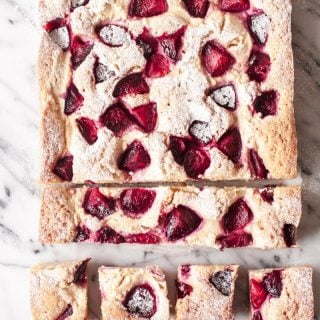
<box><xmin>30</xmin><ymin>260</ymin><xmax>314</xmax><ymax>320</ymax></box>
<box><xmin>40</xmin><ymin>185</ymin><xmax>301</xmax><ymax>249</ymax></box>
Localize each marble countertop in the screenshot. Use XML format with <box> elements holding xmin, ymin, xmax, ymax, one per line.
<box><xmin>0</xmin><ymin>0</ymin><xmax>319</xmax><ymax>319</ymax></box>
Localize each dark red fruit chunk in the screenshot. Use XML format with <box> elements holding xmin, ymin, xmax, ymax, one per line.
<box><xmin>283</xmin><ymin>223</ymin><xmax>297</xmax><ymax>247</ymax></box>
<box><xmin>97</xmin><ymin>226</ymin><xmax>125</xmax><ymax>244</ymax></box>
<box><xmin>163</xmin><ymin>205</ymin><xmax>203</xmax><ymax>241</ymax></box>
<box><xmin>189</xmin><ymin>121</ymin><xmax>213</xmax><ymax>144</ymax></box>
<box><xmin>250</xmin><ymin>279</ymin><xmax>268</xmax><ymax>310</ymax></box>
<box><xmin>120</xmin><ymin>189</ymin><xmax>156</xmax><ymax>216</ymax></box>
<box><xmin>118</xmin><ymin>140</ymin><xmax>151</xmax><ymax>172</ymax></box>
<box><xmin>253</xmin><ymin>90</ymin><xmax>279</xmax><ymax>118</ymax></box>
<box><xmin>248</xmin><ymin>149</ymin><xmax>268</xmax><ymax>179</ymax></box>
<box><xmin>169</xmin><ymin>136</ymin><xmax>191</xmax><ymax>166</ymax></box>
<box><xmin>129</xmin><ymin>0</ymin><xmax>168</xmax><ymax>18</ymax></box>
<box><xmin>219</xmin><ymin>0</ymin><xmax>250</xmax><ymax>12</ymax></box>
<box><xmin>97</xmin><ymin>24</ymin><xmax>129</xmax><ymax>47</ymax></box>
<box><xmin>201</xmin><ymin>40</ymin><xmax>236</xmax><ymax>77</ymax></box>
<box><xmin>74</xmin><ymin>225</ymin><xmax>91</xmax><ymax>242</ymax></box>
<box><xmin>82</xmin><ymin>188</ymin><xmax>116</xmax><ymax>220</ymax></box>
<box><xmin>124</xmin><ymin>284</ymin><xmax>157</xmax><ymax>317</ymax></box>
<box><xmin>260</xmin><ymin>188</ymin><xmax>274</xmax><ymax>204</ymax></box>
<box><xmin>131</xmin><ymin>102</ymin><xmax>158</xmax><ymax>132</ymax></box>
<box><xmin>248</xmin><ymin>13</ymin><xmax>269</xmax><ymax>47</ymax></box>
<box><xmin>64</xmin><ymin>83</ymin><xmax>84</xmax><ymax>115</ymax></box>
<box><xmin>247</xmin><ymin>51</ymin><xmax>271</xmax><ymax>83</ymax></box>
<box><xmin>210</xmin><ymin>271</ymin><xmax>232</xmax><ymax>296</ymax></box>
<box><xmin>76</xmin><ymin>117</ymin><xmax>98</xmax><ymax>145</ymax></box>
<box><xmin>145</xmin><ymin>53</ymin><xmax>171</xmax><ymax>78</ymax></box>
<box><xmin>71</xmin><ymin>0</ymin><xmax>90</xmax><ymax>10</ymax></box>
<box><xmin>71</xmin><ymin>36</ymin><xmax>93</xmax><ymax>69</ymax></box>
<box><xmin>73</xmin><ymin>259</ymin><xmax>90</xmax><ymax>286</ymax></box>
<box><xmin>100</xmin><ymin>102</ymin><xmax>134</xmax><ymax>137</ymax></box>
<box><xmin>113</xmin><ymin>73</ymin><xmax>149</xmax><ymax>97</ymax></box>
<box><xmin>217</xmin><ymin>232</ymin><xmax>253</xmax><ymax>248</ymax></box>
<box><xmin>44</xmin><ymin>19</ymin><xmax>70</xmax><ymax>51</ymax></box>
<box><xmin>126</xmin><ymin>233</ymin><xmax>160</xmax><ymax>244</ymax></box>
<box><xmin>222</xmin><ymin>198</ymin><xmax>253</xmax><ymax>233</ymax></box>
<box><xmin>184</xmin><ymin>148</ymin><xmax>210</xmax><ymax>178</ymax></box>
<box><xmin>136</xmin><ymin>29</ymin><xmax>159</xmax><ymax>59</ymax></box>
<box><xmin>94</xmin><ymin>60</ymin><xmax>116</xmax><ymax>84</ymax></box>
<box><xmin>263</xmin><ymin>270</ymin><xmax>283</xmax><ymax>298</ymax></box>
<box><xmin>182</xmin><ymin>0</ymin><xmax>209</xmax><ymax>18</ymax></box>
<box><xmin>53</xmin><ymin>155</ymin><xmax>73</xmax><ymax>181</ymax></box>
<box><xmin>56</xmin><ymin>304</ymin><xmax>73</xmax><ymax>320</ymax></box>
<box><xmin>217</xmin><ymin>127</ymin><xmax>242</xmax><ymax>164</ymax></box>
<box><xmin>180</xmin><ymin>265</ymin><xmax>191</xmax><ymax>275</ymax></box>
<box><xmin>253</xmin><ymin>311</ymin><xmax>263</xmax><ymax>320</ymax></box>
<box><xmin>158</xmin><ymin>26</ymin><xmax>186</xmax><ymax>62</ymax></box>
<box><xmin>176</xmin><ymin>281</ymin><xmax>193</xmax><ymax>298</ymax></box>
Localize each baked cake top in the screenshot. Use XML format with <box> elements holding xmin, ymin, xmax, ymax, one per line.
<box><xmin>39</xmin><ymin>0</ymin><xmax>296</xmax><ymax>183</ymax></box>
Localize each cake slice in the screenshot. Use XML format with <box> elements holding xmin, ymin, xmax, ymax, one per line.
<box><xmin>249</xmin><ymin>266</ymin><xmax>314</xmax><ymax>320</ymax></box>
<box><xmin>175</xmin><ymin>264</ymin><xmax>238</xmax><ymax>320</ymax></box>
<box><xmin>98</xmin><ymin>266</ymin><xmax>169</xmax><ymax>320</ymax></box>
<box><xmin>39</xmin><ymin>185</ymin><xmax>301</xmax><ymax>249</ymax></box>
<box><xmin>30</xmin><ymin>259</ymin><xmax>89</xmax><ymax>320</ymax></box>
<box><xmin>39</xmin><ymin>0</ymin><xmax>296</xmax><ymax>183</ymax></box>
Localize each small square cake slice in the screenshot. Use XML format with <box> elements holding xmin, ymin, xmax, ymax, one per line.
<box><xmin>30</xmin><ymin>259</ymin><xmax>89</xmax><ymax>320</ymax></box>
<box><xmin>39</xmin><ymin>185</ymin><xmax>301</xmax><ymax>249</ymax></box>
<box><xmin>175</xmin><ymin>265</ymin><xmax>239</xmax><ymax>320</ymax></box>
<box><xmin>98</xmin><ymin>266</ymin><xmax>169</xmax><ymax>320</ymax></box>
<box><xmin>39</xmin><ymin>0</ymin><xmax>297</xmax><ymax>183</ymax></box>
<box><xmin>249</xmin><ymin>266</ymin><xmax>314</xmax><ymax>320</ymax></box>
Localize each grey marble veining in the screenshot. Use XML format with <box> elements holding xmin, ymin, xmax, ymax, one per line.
<box><xmin>0</xmin><ymin>0</ymin><xmax>319</xmax><ymax>319</ymax></box>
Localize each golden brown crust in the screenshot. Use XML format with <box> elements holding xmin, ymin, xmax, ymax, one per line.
<box><xmin>40</xmin><ymin>187</ymin><xmax>77</xmax><ymax>243</ymax></box>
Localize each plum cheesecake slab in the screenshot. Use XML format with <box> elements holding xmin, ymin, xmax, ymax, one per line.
<box><xmin>249</xmin><ymin>266</ymin><xmax>314</xmax><ymax>320</ymax></box>
<box><xmin>98</xmin><ymin>266</ymin><xmax>169</xmax><ymax>320</ymax></box>
<box><xmin>30</xmin><ymin>259</ymin><xmax>89</xmax><ymax>320</ymax></box>
<box><xmin>40</xmin><ymin>185</ymin><xmax>301</xmax><ymax>249</ymax></box>
<box><xmin>39</xmin><ymin>0</ymin><xmax>297</xmax><ymax>183</ymax></box>
<box><xmin>175</xmin><ymin>264</ymin><xmax>238</xmax><ymax>320</ymax></box>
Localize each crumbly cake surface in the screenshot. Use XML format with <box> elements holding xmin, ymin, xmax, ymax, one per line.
<box><xmin>39</xmin><ymin>0</ymin><xmax>297</xmax><ymax>183</ymax></box>
<box><xmin>30</xmin><ymin>260</ymin><xmax>89</xmax><ymax>320</ymax></box>
<box><xmin>249</xmin><ymin>266</ymin><xmax>314</xmax><ymax>320</ymax></box>
<box><xmin>98</xmin><ymin>266</ymin><xmax>169</xmax><ymax>320</ymax></box>
<box><xmin>175</xmin><ymin>265</ymin><xmax>238</xmax><ymax>320</ymax></box>
<box><xmin>39</xmin><ymin>185</ymin><xmax>301</xmax><ymax>249</ymax></box>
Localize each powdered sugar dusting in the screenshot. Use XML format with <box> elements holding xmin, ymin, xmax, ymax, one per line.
<box><xmin>49</xmin><ymin>27</ymin><xmax>70</xmax><ymax>50</ymax></box>
<box><xmin>210</xmin><ymin>85</ymin><xmax>236</xmax><ymax>110</ymax></box>
<box><xmin>189</xmin><ymin>121</ymin><xmax>213</xmax><ymax>144</ymax></box>
<box><xmin>99</xmin><ymin>25</ymin><xmax>129</xmax><ymax>47</ymax></box>
<box><xmin>125</xmin><ymin>286</ymin><xmax>155</xmax><ymax>317</ymax></box>
<box><xmin>250</xmin><ymin>13</ymin><xmax>270</xmax><ymax>45</ymax></box>
<box><xmin>71</xmin><ymin>0</ymin><xmax>88</xmax><ymax>9</ymax></box>
<box><xmin>95</xmin><ymin>63</ymin><xmax>116</xmax><ymax>83</ymax></box>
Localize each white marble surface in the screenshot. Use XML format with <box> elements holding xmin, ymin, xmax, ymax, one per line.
<box><xmin>0</xmin><ymin>0</ymin><xmax>319</xmax><ymax>319</ymax></box>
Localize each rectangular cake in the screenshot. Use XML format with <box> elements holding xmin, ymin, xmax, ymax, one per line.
<box><xmin>249</xmin><ymin>266</ymin><xmax>314</xmax><ymax>320</ymax></box>
<box><xmin>98</xmin><ymin>266</ymin><xmax>169</xmax><ymax>319</ymax></box>
<box><xmin>39</xmin><ymin>0</ymin><xmax>297</xmax><ymax>183</ymax></box>
<box><xmin>175</xmin><ymin>264</ymin><xmax>238</xmax><ymax>320</ymax></box>
<box><xmin>30</xmin><ymin>259</ymin><xmax>89</xmax><ymax>320</ymax></box>
<box><xmin>40</xmin><ymin>185</ymin><xmax>301</xmax><ymax>249</ymax></box>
